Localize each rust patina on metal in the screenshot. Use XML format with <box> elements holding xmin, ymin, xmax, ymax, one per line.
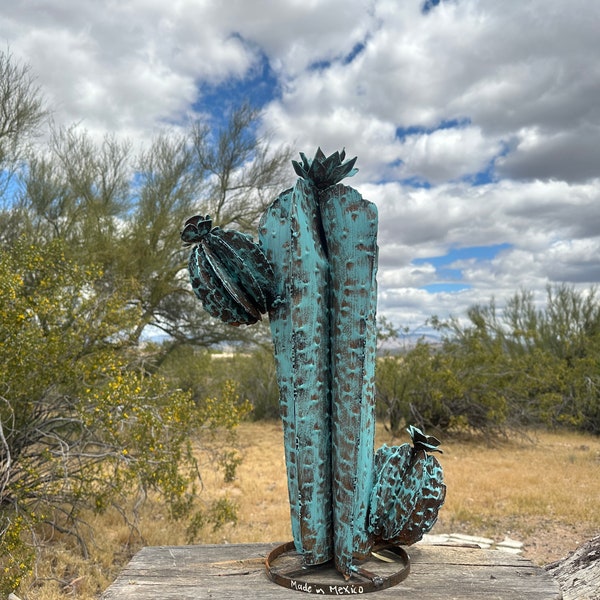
<box><xmin>182</xmin><ymin>149</ymin><xmax>446</xmax><ymax>590</ymax></box>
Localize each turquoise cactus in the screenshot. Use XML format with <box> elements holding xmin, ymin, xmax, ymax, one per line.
<box><xmin>182</xmin><ymin>148</ymin><xmax>445</xmax><ymax>583</ymax></box>
<box><xmin>260</xmin><ymin>149</ymin><xmax>379</xmax><ymax>577</ymax></box>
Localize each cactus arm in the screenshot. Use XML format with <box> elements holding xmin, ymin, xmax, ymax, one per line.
<box><xmin>320</xmin><ymin>183</ymin><xmax>378</xmax><ymax>577</ymax></box>
<box><xmin>184</xmin><ymin>221</ymin><xmax>274</xmax><ymax>326</ymax></box>
<box><xmin>188</xmin><ymin>245</ymin><xmax>259</xmax><ymax>325</ymax></box>
<box><xmin>390</xmin><ymin>454</ymin><xmax>446</xmax><ymax>545</ymax></box>
<box><xmin>201</xmin><ymin>243</ymin><xmax>263</xmax><ymax>322</ymax></box>
<box><xmin>368</xmin><ymin>445</ymin><xmax>425</xmax><ymax>540</ymax></box>
<box><xmin>213</xmin><ymin>229</ymin><xmax>276</xmax><ymax>312</ymax></box>
<box><xmin>368</xmin><ymin>431</ymin><xmax>446</xmax><ymax>546</ymax></box>
<box><xmin>369</xmin><ymin>444</ymin><xmax>413</xmax><ymax>539</ymax></box>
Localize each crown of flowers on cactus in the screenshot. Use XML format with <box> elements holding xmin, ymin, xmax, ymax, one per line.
<box><xmin>407</xmin><ymin>425</ymin><xmax>443</xmax><ymax>454</ymax></box>
<box><xmin>292</xmin><ymin>147</ymin><xmax>358</xmax><ymax>190</ymax></box>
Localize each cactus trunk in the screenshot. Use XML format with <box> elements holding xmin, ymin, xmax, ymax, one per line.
<box><xmin>259</xmin><ymin>179</ymin><xmax>333</xmax><ymax>565</ymax></box>
<box><xmin>320</xmin><ymin>184</ymin><xmax>378</xmax><ymax>577</ymax></box>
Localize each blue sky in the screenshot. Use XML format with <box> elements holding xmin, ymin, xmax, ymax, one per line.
<box><xmin>1</xmin><ymin>0</ymin><xmax>599</xmax><ymax>330</ymax></box>
<box><xmin>194</xmin><ymin>48</ymin><xmax>280</xmax><ymax>122</ymax></box>
<box><xmin>413</xmin><ymin>244</ymin><xmax>512</xmax><ymax>293</ymax></box>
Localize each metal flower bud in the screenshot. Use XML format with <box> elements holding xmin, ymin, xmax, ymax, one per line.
<box><xmin>292</xmin><ymin>147</ymin><xmax>358</xmax><ymax>190</ymax></box>
<box><xmin>181</xmin><ymin>215</ymin><xmax>275</xmax><ymax>326</ymax></box>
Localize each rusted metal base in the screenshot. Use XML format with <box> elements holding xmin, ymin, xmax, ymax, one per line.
<box><xmin>265</xmin><ymin>541</ymin><xmax>410</xmax><ymax>594</ymax></box>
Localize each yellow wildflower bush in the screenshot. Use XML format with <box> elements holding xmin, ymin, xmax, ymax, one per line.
<box><xmin>0</xmin><ymin>238</ymin><xmax>204</xmax><ymax>595</ymax></box>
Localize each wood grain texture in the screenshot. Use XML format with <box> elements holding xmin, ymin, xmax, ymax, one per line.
<box><xmin>545</xmin><ymin>534</ymin><xmax>600</xmax><ymax>600</ymax></box>
<box><xmin>101</xmin><ymin>542</ymin><xmax>562</xmax><ymax>599</ymax></box>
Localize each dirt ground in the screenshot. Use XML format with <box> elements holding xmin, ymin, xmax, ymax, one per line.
<box><xmin>520</xmin><ymin>520</ymin><xmax>599</xmax><ymax>566</ymax></box>
<box><xmin>207</xmin><ymin>422</ymin><xmax>600</xmax><ymax>569</ymax></box>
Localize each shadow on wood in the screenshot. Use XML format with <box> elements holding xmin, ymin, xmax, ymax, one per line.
<box><xmin>101</xmin><ymin>542</ymin><xmax>561</xmax><ymax>599</ymax></box>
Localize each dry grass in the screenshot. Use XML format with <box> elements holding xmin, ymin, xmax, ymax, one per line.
<box><xmin>201</xmin><ymin>423</ymin><xmax>600</xmax><ymax>565</ymax></box>
<box><xmin>19</xmin><ymin>421</ymin><xmax>600</xmax><ymax>598</ymax></box>
<box><xmin>425</xmin><ymin>427</ymin><xmax>600</xmax><ymax>564</ymax></box>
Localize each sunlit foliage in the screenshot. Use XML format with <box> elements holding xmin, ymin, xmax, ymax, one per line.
<box><xmin>0</xmin><ymin>239</ymin><xmax>203</xmax><ymax>594</ymax></box>
<box><xmin>376</xmin><ymin>286</ymin><xmax>600</xmax><ymax>437</ymax></box>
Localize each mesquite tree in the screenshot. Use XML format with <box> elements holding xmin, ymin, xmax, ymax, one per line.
<box><xmin>0</xmin><ymin>50</ymin><xmax>287</xmax><ymax>594</ymax></box>
<box><xmin>15</xmin><ymin>107</ymin><xmax>291</xmax><ymax>356</ymax></box>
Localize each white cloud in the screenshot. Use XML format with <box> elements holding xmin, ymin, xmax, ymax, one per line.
<box><xmin>225</xmin><ymin>0</ymin><xmax>375</xmax><ymax>76</ymax></box>
<box><xmin>261</xmin><ymin>0</ymin><xmax>600</xmax><ymax>182</ymax></box>
<box><xmin>366</xmin><ymin>175</ymin><xmax>600</xmax><ymax>325</ymax></box>
<box><xmin>1</xmin><ymin>0</ymin><xmax>599</xmax><ymax>329</ymax></box>
<box><xmin>397</xmin><ymin>126</ymin><xmax>503</xmax><ymax>184</ymax></box>
<box><xmin>1</xmin><ymin>0</ymin><xmax>255</xmax><ymax>139</ymax></box>
<box><xmin>378</xmin><ymin>263</ymin><xmax>436</xmax><ymax>289</ymax></box>
<box><xmin>497</xmin><ymin>125</ymin><xmax>600</xmax><ymax>182</ymax></box>
<box><xmin>542</xmin><ymin>239</ymin><xmax>600</xmax><ymax>283</ymax></box>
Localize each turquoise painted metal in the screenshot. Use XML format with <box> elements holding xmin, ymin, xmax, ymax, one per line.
<box><xmin>259</xmin><ymin>177</ymin><xmax>333</xmax><ymax>564</ymax></box>
<box><xmin>182</xmin><ymin>214</ymin><xmax>275</xmax><ymax>325</ymax></box>
<box><xmin>319</xmin><ymin>182</ymin><xmax>378</xmax><ymax>573</ymax></box>
<box><xmin>182</xmin><ymin>149</ymin><xmax>446</xmax><ymax>583</ymax></box>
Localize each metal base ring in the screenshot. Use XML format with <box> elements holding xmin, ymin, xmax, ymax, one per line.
<box><xmin>265</xmin><ymin>541</ymin><xmax>410</xmax><ymax>594</ymax></box>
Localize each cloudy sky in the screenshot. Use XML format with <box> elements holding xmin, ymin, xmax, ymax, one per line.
<box><xmin>2</xmin><ymin>0</ymin><xmax>599</xmax><ymax>333</ymax></box>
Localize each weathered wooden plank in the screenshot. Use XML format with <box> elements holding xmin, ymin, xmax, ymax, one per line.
<box><xmin>545</xmin><ymin>534</ymin><xmax>600</xmax><ymax>600</ymax></box>
<box><xmin>101</xmin><ymin>543</ymin><xmax>561</xmax><ymax>599</ymax></box>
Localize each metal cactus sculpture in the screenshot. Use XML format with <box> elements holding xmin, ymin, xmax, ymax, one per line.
<box><xmin>182</xmin><ymin>148</ymin><xmax>445</xmax><ymax>590</ymax></box>
<box><xmin>257</xmin><ymin>148</ymin><xmax>383</xmax><ymax>577</ymax></box>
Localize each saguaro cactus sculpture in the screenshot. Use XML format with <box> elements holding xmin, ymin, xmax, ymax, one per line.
<box><xmin>258</xmin><ymin>174</ymin><xmax>333</xmax><ymax>566</ymax></box>
<box><xmin>182</xmin><ymin>148</ymin><xmax>445</xmax><ymax>585</ymax></box>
